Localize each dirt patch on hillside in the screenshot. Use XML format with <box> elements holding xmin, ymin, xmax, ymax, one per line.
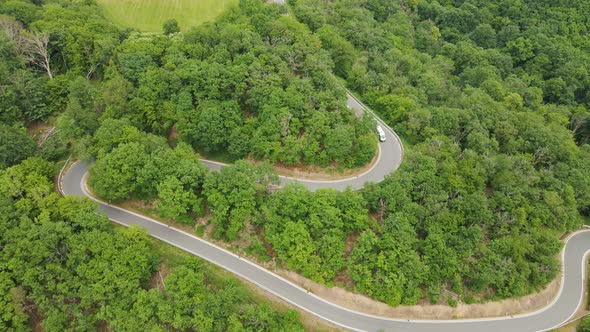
<box><xmin>277</xmin><ymin>269</ymin><xmax>563</xmax><ymax>320</ymax></box>
<box><xmin>247</xmin><ymin>146</ymin><xmax>380</xmax><ymax>181</ymax></box>
<box><xmin>149</xmin><ymin>264</ymin><xmax>172</xmax><ymax>291</ymax></box>
<box><xmin>27</xmin><ymin>121</ymin><xmax>54</xmax><ymax>140</ymax></box>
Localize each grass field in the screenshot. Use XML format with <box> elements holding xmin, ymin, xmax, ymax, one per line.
<box><xmin>97</xmin><ymin>0</ymin><xmax>238</xmax><ymax>32</ymax></box>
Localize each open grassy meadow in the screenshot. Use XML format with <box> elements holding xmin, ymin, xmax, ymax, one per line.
<box><xmin>97</xmin><ymin>0</ymin><xmax>238</xmax><ymax>32</ymax></box>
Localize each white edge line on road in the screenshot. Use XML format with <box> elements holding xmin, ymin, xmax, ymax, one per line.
<box><xmin>64</xmin><ymin>161</ymin><xmax>590</xmax><ymax>330</ymax></box>
<box><xmin>201</xmin><ymin>148</ymin><xmax>383</xmax><ymax>185</ymax></box>
<box><xmin>275</xmin><ymin>142</ymin><xmax>383</xmax><ymax>184</ymax></box>
<box><xmin>549</xmin><ymin>250</ymin><xmax>590</xmax><ymax>331</ymax></box>
<box><xmin>76</xmin><ymin>167</ymin><xmax>363</xmax><ymax>332</ymax></box>
<box><xmin>114</xmin><ymin>223</ymin><xmax>365</xmax><ymax>332</ymax></box>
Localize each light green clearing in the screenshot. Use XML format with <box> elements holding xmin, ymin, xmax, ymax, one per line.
<box><xmin>97</xmin><ymin>0</ymin><xmax>238</xmax><ymax>32</ymax></box>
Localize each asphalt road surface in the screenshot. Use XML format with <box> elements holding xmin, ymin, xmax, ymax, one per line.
<box><xmin>58</xmin><ymin>90</ymin><xmax>588</xmax><ymax>331</ymax></box>
<box><xmin>201</xmin><ymin>92</ymin><xmax>404</xmax><ymax>191</ymax></box>
<box><xmin>61</xmin><ymin>161</ymin><xmax>589</xmax><ymax>332</ymax></box>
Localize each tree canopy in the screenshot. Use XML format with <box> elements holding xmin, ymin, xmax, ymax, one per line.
<box><xmin>0</xmin><ymin>157</ymin><xmax>305</xmax><ymax>331</ymax></box>
<box><xmin>3</xmin><ymin>0</ymin><xmax>590</xmax><ymax>315</ymax></box>
<box><xmin>290</xmin><ymin>0</ymin><xmax>590</xmax><ymax>302</ymax></box>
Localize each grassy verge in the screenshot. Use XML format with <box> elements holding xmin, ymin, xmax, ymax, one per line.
<box><xmin>97</xmin><ymin>0</ymin><xmax>238</xmax><ymax>32</ymax></box>
<box><xmin>197</xmin><ymin>148</ymin><xmax>238</xmax><ymax>164</ymax></box>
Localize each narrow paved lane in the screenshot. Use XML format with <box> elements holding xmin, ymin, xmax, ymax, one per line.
<box><xmin>62</xmin><ymin>161</ymin><xmax>589</xmax><ymax>332</ymax></box>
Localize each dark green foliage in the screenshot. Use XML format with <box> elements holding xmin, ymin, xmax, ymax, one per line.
<box><xmin>4</xmin><ymin>0</ymin><xmax>590</xmax><ymax>313</ymax></box>
<box><xmin>204</xmin><ymin>161</ymin><xmax>278</xmax><ymax>240</ymax></box>
<box><xmin>0</xmin><ymin>66</ymin><xmax>53</xmax><ymax>124</ymax></box>
<box><xmin>291</xmin><ymin>0</ymin><xmax>590</xmax><ymax>302</ymax></box>
<box><xmin>0</xmin><ymin>271</ymin><xmax>28</xmax><ymax>331</ymax></box>
<box><xmin>162</xmin><ymin>18</ymin><xmax>180</xmax><ymax>35</ymax></box>
<box><xmin>89</xmin><ymin>141</ymin><xmax>150</xmax><ymax>201</ymax></box>
<box><xmin>0</xmin><ymin>1</ymin><xmax>39</xmax><ymax>26</ymax></box>
<box><xmin>0</xmin><ymin>0</ymin><xmax>121</xmax><ymax>126</ymax></box>
<box><xmin>0</xmin><ymin>159</ymin><xmax>305</xmax><ymax>331</ymax></box>
<box><xmin>470</xmin><ymin>24</ymin><xmax>496</xmax><ymax>49</ymax></box>
<box><xmin>348</xmin><ymin>222</ymin><xmax>425</xmax><ymax>306</ymax></box>
<box><xmin>100</xmin><ymin>0</ymin><xmax>377</xmax><ymax>168</ymax></box>
<box><xmin>109</xmin><ymin>258</ymin><xmax>305</xmax><ymax>332</ymax></box>
<box><xmin>37</xmin><ymin>134</ymin><xmax>68</xmax><ymax>162</ymax></box>
<box><xmin>0</xmin><ymin>125</ymin><xmax>36</xmax><ymax>168</ymax></box>
<box><xmin>180</xmin><ymin>99</ymin><xmax>243</xmax><ymax>154</ymax></box>
<box><xmin>57</xmin><ymin>76</ymin><xmax>100</xmax><ymax>142</ymax></box>
<box><xmin>262</xmin><ymin>183</ymin><xmax>369</xmax><ymax>282</ymax></box>
<box><xmin>315</xmin><ymin>24</ymin><xmax>357</xmax><ymax>78</ymax></box>
<box><xmin>580</xmin><ymin>315</ymin><xmax>590</xmax><ymax>332</ymax></box>
<box><xmin>89</xmin><ymin>122</ymin><xmax>208</xmax><ymax>203</ymax></box>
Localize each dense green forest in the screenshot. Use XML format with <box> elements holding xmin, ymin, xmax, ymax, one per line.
<box><xmin>1</xmin><ymin>0</ymin><xmax>377</xmax><ymax>169</ymax></box>
<box><xmin>0</xmin><ymin>0</ymin><xmax>311</xmax><ymax>330</ymax></box>
<box><xmin>287</xmin><ymin>0</ymin><xmax>590</xmax><ymax>303</ymax></box>
<box><xmin>0</xmin><ymin>158</ymin><xmax>305</xmax><ymax>331</ymax></box>
<box><xmin>2</xmin><ymin>0</ymin><xmax>590</xmax><ymax>326</ymax></box>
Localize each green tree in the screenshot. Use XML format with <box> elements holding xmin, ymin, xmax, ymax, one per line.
<box><xmin>315</xmin><ymin>24</ymin><xmax>357</xmax><ymax>77</ymax></box>
<box><xmin>506</xmin><ymin>37</ymin><xmax>536</xmax><ymax>63</ymax></box>
<box><xmin>324</xmin><ymin>125</ymin><xmax>353</xmax><ymax>164</ymax></box>
<box><xmin>162</xmin><ymin>18</ymin><xmax>180</xmax><ymax>35</ymax></box>
<box><xmin>57</xmin><ymin>76</ymin><xmax>99</xmax><ymax>142</ymax></box>
<box><xmin>0</xmin><ymin>272</ymin><xmax>27</xmax><ymax>331</ymax></box>
<box><xmin>88</xmin><ymin>142</ymin><xmax>148</xmax><ymax>201</ymax></box>
<box><xmin>0</xmin><ymin>125</ymin><xmax>36</xmax><ymax>169</ymax></box>
<box><xmin>91</xmin><ymin>118</ymin><xmax>143</xmax><ymax>158</ymax></box>
<box><xmin>470</xmin><ymin>24</ymin><xmax>497</xmax><ymax>49</ymax></box>
<box><xmin>204</xmin><ymin>161</ymin><xmax>277</xmax><ymax>240</ymax></box>
<box><xmin>374</xmin><ymin>94</ymin><xmax>415</xmax><ymax>125</ymax></box>
<box><xmin>274</xmin><ymin>220</ymin><xmax>322</xmax><ymax>281</ymax></box>
<box><xmin>579</xmin><ymin>315</ymin><xmax>590</xmax><ymax>332</ymax></box>
<box><xmin>156</xmin><ymin>176</ymin><xmax>200</xmax><ymax>224</ymax></box>
<box><xmin>179</xmin><ymin>99</ymin><xmax>242</xmax><ymax>153</ymax></box>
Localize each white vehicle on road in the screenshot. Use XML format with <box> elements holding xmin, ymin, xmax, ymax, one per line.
<box><xmin>377</xmin><ymin>125</ymin><xmax>386</xmax><ymax>142</ymax></box>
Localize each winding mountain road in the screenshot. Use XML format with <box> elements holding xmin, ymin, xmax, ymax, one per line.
<box><xmin>61</xmin><ymin>162</ymin><xmax>590</xmax><ymax>332</ymax></box>
<box><xmin>59</xmin><ymin>92</ymin><xmax>590</xmax><ymax>331</ymax></box>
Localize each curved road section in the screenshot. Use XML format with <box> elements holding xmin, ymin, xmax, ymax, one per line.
<box><xmin>201</xmin><ymin>92</ymin><xmax>404</xmax><ymax>191</ymax></box>
<box><xmin>62</xmin><ymin>162</ymin><xmax>589</xmax><ymax>332</ymax></box>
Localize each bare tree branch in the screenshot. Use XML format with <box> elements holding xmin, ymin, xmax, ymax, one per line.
<box><xmin>0</xmin><ymin>17</ymin><xmax>53</xmax><ymax>79</ymax></box>
<box><xmin>0</xmin><ymin>16</ymin><xmax>23</xmax><ymax>42</ymax></box>
<box><xmin>22</xmin><ymin>31</ymin><xmax>53</xmax><ymax>79</ymax></box>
